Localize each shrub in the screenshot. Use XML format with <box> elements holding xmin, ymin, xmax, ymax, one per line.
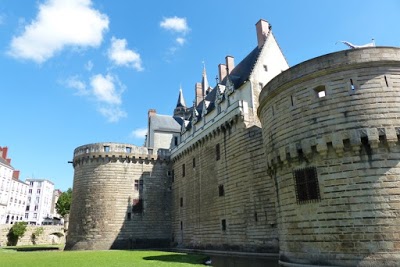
<box><xmin>7</xmin><ymin>222</ymin><xmax>28</xmax><ymax>246</ymax></box>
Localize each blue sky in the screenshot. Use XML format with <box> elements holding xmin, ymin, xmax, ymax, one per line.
<box><xmin>1</xmin><ymin>0</ymin><xmax>399</xmax><ymax>191</ymax></box>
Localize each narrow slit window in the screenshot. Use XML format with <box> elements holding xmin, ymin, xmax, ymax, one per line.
<box><xmin>350</xmin><ymin>79</ymin><xmax>355</xmax><ymax>90</ymax></box>
<box><xmin>182</xmin><ymin>164</ymin><xmax>185</xmax><ymax>177</ymax></box>
<box><xmin>218</xmin><ymin>185</ymin><xmax>225</xmax><ymax>197</ymax></box>
<box><xmin>384</xmin><ymin>76</ymin><xmax>389</xmax><ymax>87</ymax></box>
<box><xmin>193</xmin><ymin>158</ymin><xmax>196</xmax><ymax>168</ymax></box>
<box><xmin>221</xmin><ymin>219</ymin><xmax>227</xmax><ymax>231</ymax></box>
<box><xmin>180</xmin><ymin>197</ymin><xmax>183</xmax><ymax>207</ymax></box>
<box><xmin>216</xmin><ymin>144</ymin><xmax>220</xmax><ymax>161</ymax></box>
<box><xmin>290</xmin><ymin>95</ymin><xmax>294</xmax><ymax>106</ymax></box>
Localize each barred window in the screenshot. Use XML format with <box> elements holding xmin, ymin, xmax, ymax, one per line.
<box><xmin>293</xmin><ymin>167</ymin><xmax>321</xmax><ymax>204</ymax></box>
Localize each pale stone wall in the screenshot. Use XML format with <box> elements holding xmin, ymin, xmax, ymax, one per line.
<box><xmin>171</xmin><ymin>117</ymin><xmax>278</xmax><ymax>252</ymax></box>
<box><xmin>0</xmin><ymin>225</ymin><xmax>65</xmax><ymax>246</ymax></box>
<box><xmin>65</xmin><ymin>143</ymin><xmax>172</xmax><ymax>250</ymax></box>
<box><xmin>258</xmin><ymin>47</ymin><xmax>400</xmax><ymax>266</ymax></box>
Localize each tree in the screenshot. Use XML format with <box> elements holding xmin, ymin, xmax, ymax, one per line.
<box><xmin>56</xmin><ymin>188</ymin><xmax>72</xmax><ymax>217</ymax></box>
<box><xmin>7</xmin><ymin>222</ymin><xmax>27</xmax><ymax>246</ymax></box>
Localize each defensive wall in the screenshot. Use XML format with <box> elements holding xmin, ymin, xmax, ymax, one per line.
<box><xmin>171</xmin><ymin>108</ymin><xmax>278</xmax><ymax>252</ymax></box>
<box><xmin>0</xmin><ymin>225</ymin><xmax>65</xmax><ymax>246</ymax></box>
<box><xmin>258</xmin><ymin>47</ymin><xmax>400</xmax><ymax>266</ymax></box>
<box><xmin>65</xmin><ymin>143</ymin><xmax>172</xmax><ymax>250</ymax></box>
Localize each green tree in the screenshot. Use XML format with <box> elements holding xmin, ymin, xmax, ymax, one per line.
<box><xmin>56</xmin><ymin>188</ymin><xmax>72</xmax><ymax>217</ymax></box>
<box><xmin>7</xmin><ymin>222</ymin><xmax>28</xmax><ymax>246</ymax></box>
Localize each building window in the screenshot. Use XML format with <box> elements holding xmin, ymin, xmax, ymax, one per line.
<box><xmin>26</xmin><ymin>206</ymin><xmax>30</xmax><ymax>211</ymax></box>
<box><xmin>254</xmin><ymin>212</ymin><xmax>258</xmax><ymax>222</ymax></box>
<box><xmin>259</xmin><ymin>82</ymin><xmax>263</xmax><ymax>90</ymax></box>
<box><xmin>37</xmin><ymin>189</ymin><xmax>41</xmax><ymax>194</ymax></box>
<box><xmin>180</xmin><ymin>197</ymin><xmax>183</xmax><ymax>207</ymax></box>
<box><xmin>25</xmin><ymin>213</ymin><xmax>28</xmax><ymax>219</ymax></box>
<box><xmin>28</xmin><ymin>189</ymin><xmax>32</xmax><ymax>194</ymax></box>
<box><xmin>126</xmin><ymin>147</ymin><xmax>132</xmax><ymax>153</ymax></box>
<box><xmin>104</xmin><ymin>146</ymin><xmax>110</xmax><ymax>152</ymax></box>
<box><xmin>34</xmin><ymin>205</ymin><xmax>38</xmax><ymax>211</ymax></box>
<box><xmin>221</xmin><ymin>219</ymin><xmax>227</xmax><ymax>231</ymax></box>
<box><xmin>192</xmin><ymin>158</ymin><xmax>196</xmax><ymax>168</ymax></box>
<box><xmin>293</xmin><ymin>167</ymin><xmax>321</xmax><ymax>204</ymax></box>
<box><xmin>29</xmin><ymin>181</ymin><xmax>34</xmax><ymax>186</ymax></box>
<box><xmin>174</xmin><ymin>137</ymin><xmax>178</xmax><ymax>146</ymax></box>
<box><xmin>263</xmin><ymin>64</ymin><xmax>268</xmax><ymax>71</ymax></box>
<box><xmin>218</xmin><ymin>185</ymin><xmax>224</xmax><ymax>197</ymax></box>
<box><xmin>180</xmin><ymin>221</ymin><xmax>183</xmax><ymax>230</ymax></box>
<box><xmin>171</xmin><ymin>169</ymin><xmax>175</xmax><ymax>183</ymax></box>
<box><xmin>314</xmin><ymin>85</ymin><xmax>326</xmax><ymax>98</ymax></box>
<box><xmin>33</xmin><ymin>213</ymin><xmax>37</xmax><ymax>219</ymax></box>
<box><xmin>132</xmin><ymin>199</ymin><xmax>143</xmax><ymax>213</ymax></box>
<box><xmin>134</xmin><ymin>180</ymin><xmax>143</xmax><ymax>191</ymax></box>
<box><xmin>182</xmin><ymin>164</ymin><xmax>185</xmax><ymax>177</ymax></box>
<box><xmin>350</xmin><ymin>79</ymin><xmax>356</xmax><ymax>90</ymax></box>
<box><xmin>127</xmin><ymin>212</ymin><xmax>132</xmax><ymax>220</ymax></box>
<box><xmin>216</xmin><ymin>144</ymin><xmax>220</xmax><ymax>161</ymax></box>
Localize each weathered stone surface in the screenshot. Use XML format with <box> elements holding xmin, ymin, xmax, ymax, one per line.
<box><xmin>258</xmin><ymin>47</ymin><xmax>400</xmax><ymax>266</ymax></box>
<box><xmin>65</xmin><ymin>143</ymin><xmax>172</xmax><ymax>250</ymax></box>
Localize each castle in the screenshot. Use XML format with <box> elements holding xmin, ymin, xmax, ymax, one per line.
<box><xmin>65</xmin><ymin>19</ymin><xmax>400</xmax><ymax>266</ymax></box>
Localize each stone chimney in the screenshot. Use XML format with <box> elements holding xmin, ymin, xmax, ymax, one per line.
<box><xmin>218</xmin><ymin>64</ymin><xmax>227</xmax><ymax>82</ymax></box>
<box><xmin>256</xmin><ymin>19</ymin><xmax>271</xmax><ymax>49</ymax></box>
<box><xmin>195</xmin><ymin>82</ymin><xmax>203</xmax><ymax>106</ymax></box>
<box><xmin>225</xmin><ymin>56</ymin><xmax>235</xmax><ymax>74</ymax></box>
<box><xmin>148</xmin><ymin>109</ymin><xmax>156</xmax><ymax>117</ymax></box>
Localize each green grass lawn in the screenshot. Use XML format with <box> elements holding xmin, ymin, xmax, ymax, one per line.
<box><xmin>0</xmin><ymin>247</ymin><xmax>207</xmax><ymax>267</ymax></box>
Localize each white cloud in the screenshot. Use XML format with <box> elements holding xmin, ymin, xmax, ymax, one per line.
<box><xmin>160</xmin><ymin>16</ymin><xmax>189</xmax><ymax>33</ymax></box>
<box><xmin>90</xmin><ymin>73</ymin><xmax>122</xmax><ymax>105</ymax></box>
<box><xmin>65</xmin><ymin>75</ymin><xmax>89</xmax><ymax>95</ymax></box>
<box><xmin>130</xmin><ymin>128</ymin><xmax>147</xmax><ymax>139</ymax></box>
<box><xmin>176</xmin><ymin>37</ymin><xmax>185</xmax><ymax>45</ymax></box>
<box><xmin>98</xmin><ymin>106</ymin><xmax>127</xmax><ymax>123</ymax></box>
<box><xmin>85</xmin><ymin>60</ymin><xmax>93</xmax><ymax>71</ymax></box>
<box><xmin>108</xmin><ymin>37</ymin><xmax>143</xmax><ymax>71</ymax></box>
<box><xmin>8</xmin><ymin>0</ymin><xmax>109</xmax><ymax>63</ymax></box>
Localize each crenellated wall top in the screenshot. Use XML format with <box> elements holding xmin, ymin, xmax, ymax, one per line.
<box><xmin>73</xmin><ymin>142</ymin><xmax>170</xmax><ymax>161</ymax></box>
<box><xmin>258</xmin><ymin>47</ymin><xmax>400</xmax><ymax>115</ymax></box>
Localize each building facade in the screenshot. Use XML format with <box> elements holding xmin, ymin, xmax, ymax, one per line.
<box><xmin>67</xmin><ymin>19</ymin><xmax>400</xmax><ymax>266</ymax></box>
<box><xmin>25</xmin><ymin>179</ymin><xmax>55</xmax><ymax>225</ymax></box>
<box><xmin>0</xmin><ymin>147</ymin><xmax>28</xmax><ymax>225</ymax></box>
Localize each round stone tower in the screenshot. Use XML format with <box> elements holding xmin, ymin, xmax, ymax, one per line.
<box><xmin>258</xmin><ymin>47</ymin><xmax>400</xmax><ymax>266</ymax></box>
<box><xmin>65</xmin><ymin>143</ymin><xmax>172</xmax><ymax>250</ymax></box>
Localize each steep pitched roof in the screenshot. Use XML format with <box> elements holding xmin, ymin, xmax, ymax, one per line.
<box><xmin>176</xmin><ymin>87</ymin><xmax>186</xmax><ymax>108</ymax></box>
<box><xmin>150</xmin><ymin>114</ymin><xmax>181</xmax><ymax>132</ymax></box>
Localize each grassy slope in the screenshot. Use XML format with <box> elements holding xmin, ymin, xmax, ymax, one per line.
<box><xmin>0</xmin><ymin>249</ymin><xmax>206</xmax><ymax>267</ymax></box>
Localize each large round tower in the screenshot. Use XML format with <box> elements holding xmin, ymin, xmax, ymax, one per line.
<box><xmin>258</xmin><ymin>47</ymin><xmax>400</xmax><ymax>266</ymax></box>
<box><xmin>65</xmin><ymin>143</ymin><xmax>171</xmax><ymax>250</ymax></box>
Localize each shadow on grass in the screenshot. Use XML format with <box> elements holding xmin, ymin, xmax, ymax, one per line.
<box><xmin>143</xmin><ymin>253</ymin><xmax>207</xmax><ymax>265</ymax></box>
<box><xmin>2</xmin><ymin>245</ymin><xmax>61</xmax><ymax>252</ymax></box>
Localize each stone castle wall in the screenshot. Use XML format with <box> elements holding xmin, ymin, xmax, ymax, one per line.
<box><xmin>0</xmin><ymin>225</ymin><xmax>64</xmax><ymax>246</ymax></box>
<box><xmin>171</xmin><ymin>116</ymin><xmax>278</xmax><ymax>252</ymax></box>
<box><xmin>258</xmin><ymin>47</ymin><xmax>400</xmax><ymax>266</ymax></box>
<box><xmin>65</xmin><ymin>143</ymin><xmax>172</xmax><ymax>250</ymax></box>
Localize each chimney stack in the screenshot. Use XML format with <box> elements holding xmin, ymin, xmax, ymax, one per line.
<box><xmin>1</xmin><ymin>147</ymin><xmax>8</xmax><ymax>159</ymax></box>
<box><xmin>148</xmin><ymin>109</ymin><xmax>156</xmax><ymax>117</ymax></box>
<box><xmin>218</xmin><ymin>64</ymin><xmax>227</xmax><ymax>82</ymax></box>
<box><xmin>195</xmin><ymin>82</ymin><xmax>203</xmax><ymax>106</ymax></box>
<box><xmin>225</xmin><ymin>56</ymin><xmax>235</xmax><ymax>75</ymax></box>
<box><xmin>256</xmin><ymin>19</ymin><xmax>270</xmax><ymax>49</ymax></box>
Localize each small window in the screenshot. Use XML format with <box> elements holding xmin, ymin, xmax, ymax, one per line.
<box><xmin>263</xmin><ymin>65</ymin><xmax>268</xmax><ymax>71</ymax></box>
<box><xmin>127</xmin><ymin>212</ymin><xmax>131</xmax><ymax>220</ymax></box>
<box><xmin>132</xmin><ymin>199</ymin><xmax>143</xmax><ymax>213</ymax></box>
<box><xmin>192</xmin><ymin>158</ymin><xmax>196</xmax><ymax>168</ymax></box>
<box><xmin>37</xmin><ymin>189</ymin><xmax>41</xmax><ymax>194</ymax></box>
<box><xmin>85</xmin><ymin>148</ymin><xmax>89</xmax><ymax>153</ymax></box>
<box><xmin>171</xmin><ymin>169</ymin><xmax>175</xmax><ymax>183</ymax></box>
<box><xmin>104</xmin><ymin>146</ymin><xmax>110</xmax><ymax>152</ymax></box>
<box><xmin>180</xmin><ymin>221</ymin><xmax>183</xmax><ymax>230</ymax></box>
<box><xmin>180</xmin><ymin>197</ymin><xmax>183</xmax><ymax>207</ymax></box>
<box><xmin>350</xmin><ymin>79</ymin><xmax>355</xmax><ymax>90</ymax></box>
<box><xmin>25</xmin><ymin>213</ymin><xmax>28</xmax><ymax>219</ymax></box>
<box><xmin>26</xmin><ymin>206</ymin><xmax>30</xmax><ymax>211</ymax></box>
<box><xmin>216</xmin><ymin>144</ymin><xmax>220</xmax><ymax>161</ymax></box>
<box><xmin>218</xmin><ymin>185</ymin><xmax>224</xmax><ymax>197</ymax></box>
<box><xmin>126</xmin><ymin>147</ymin><xmax>132</xmax><ymax>153</ymax></box>
<box><xmin>259</xmin><ymin>82</ymin><xmax>263</xmax><ymax>90</ymax></box>
<box><xmin>174</xmin><ymin>137</ymin><xmax>178</xmax><ymax>146</ymax></box>
<box><xmin>33</xmin><ymin>213</ymin><xmax>37</xmax><ymax>219</ymax></box>
<box><xmin>384</xmin><ymin>76</ymin><xmax>389</xmax><ymax>87</ymax></box>
<box><xmin>254</xmin><ymin>212</ymin><xmax>258</xmax><ymax>222</ymax></box>
<box><xmin>290</xmin><ymin>95</ymin><xmax>294</xmax><ymax>106</ymax></box>
<box><xmin>314</xmin><ymin>85</ymin><xmax>326</xmax><ymax>98</ymax></box>
<box><xmin>182</xmin><ymin>164</ymin><xmax>186</xmax><ymax>177</ymax></box>
<box><xmin>293</xmin><ymin>167</ymin><xmax>321</xmax><ymax>204</ymax></box>
<box><xmin>221</xmin><ymin>219</ymin><xmax>226</xmax><ymax>231</ymax></box>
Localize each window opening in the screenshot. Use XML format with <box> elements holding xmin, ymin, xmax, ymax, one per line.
<box><xmin>293</xmin><ymin>167</ymin><xmax>321</xmax><ymax>204</ymax></box>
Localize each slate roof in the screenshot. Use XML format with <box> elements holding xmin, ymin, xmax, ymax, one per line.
<box><xmin>0</xmin><ymin>157</ymin><xmax>13</xmax><ymax>168</ymax></box>
<box><xmin>150</xmin><ymin>114</ymin><xmax>181</xmax><ymax>132</ymax></box>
